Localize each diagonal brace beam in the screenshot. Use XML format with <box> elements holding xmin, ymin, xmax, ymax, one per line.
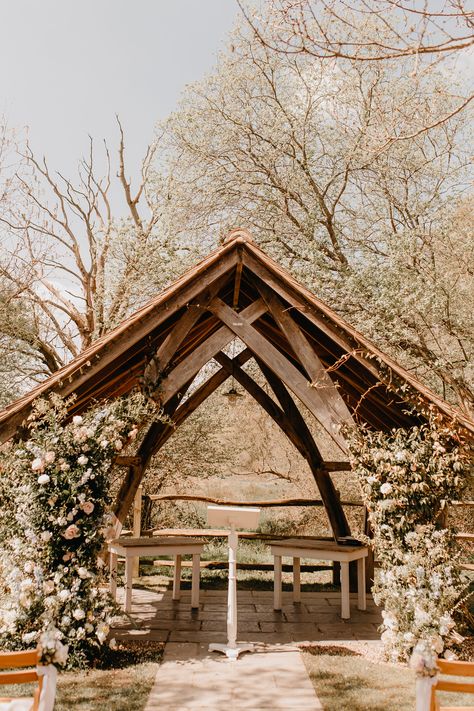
<box><xmin>208</xmin><ymin>298</ymin><xmax>348</xmax><ymax>453</ymax></box>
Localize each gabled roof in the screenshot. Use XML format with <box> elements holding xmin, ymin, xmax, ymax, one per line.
<box><xmin>1</xmin><ymin>229</ymin><xmax>473</xmax><ymax>445</ymax></box>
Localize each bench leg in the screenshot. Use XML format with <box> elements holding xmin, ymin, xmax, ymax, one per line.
<box><xmin>109</xmin><ymin>552</ymin><xmax>118</xmax><ymax>600</ymax></box>
<box><xmin>293</xmin><ymin>557</ymin><xmax>301</xmax><ymax>603</ymax></box>
<box><xmin>357</xmin><ymin>557</ymin><xmax>366</xmax><ymax>610</ymax></box>
<box><xmin>173</xmin><ymin>555</ymin><xmax>182</xmax><ymax>601</ymax></box>
<box><xmin>341</xmin><ymin>562</ymin><xmax>350</xmax><ymax>619</ymax></box>
<box><xmin>274</xmin><ymin>555</ymin><xmax>282</xmax><ymax>610</ymax></box>
<box><xmin>191</xmin><ymin>553</ymin><xmax>200</xmax><ymax>609</ymax></box>
<box><xmin>125</xmin><ymin>556</ymin><xmax>133</xmax><ymax>613</ymax></box>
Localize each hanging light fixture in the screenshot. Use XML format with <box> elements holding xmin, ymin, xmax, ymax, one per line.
<box><xmin>223</xmin><ymin>340</ymin><xmax>243</xmax><ymax>403</ymax></box>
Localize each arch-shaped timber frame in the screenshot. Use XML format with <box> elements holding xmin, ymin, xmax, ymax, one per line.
<box><xmin>1</xmin><ymin>229</ymin><xmax>473</xmax><ymax>542</ymax></box>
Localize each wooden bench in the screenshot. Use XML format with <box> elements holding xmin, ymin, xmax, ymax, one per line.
<box><xmin>267</xmin><ymin>538</ymin><xmax>368</xmax><ymax>619</ymax></box>
<box><xmin>109</xmin><ymin>536</ymin><xmax>204</xmax><ymax>612</ymax></box>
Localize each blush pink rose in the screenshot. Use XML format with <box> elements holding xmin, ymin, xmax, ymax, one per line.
<box><xmin>81</xmin><ymin>501</ymin><xmax>94</xmax><ymax>515</ymax></box>
<box><xmin>63</xmin><ymin>524</ymin><xmax>80</xmax><ymax>540</ymax></box>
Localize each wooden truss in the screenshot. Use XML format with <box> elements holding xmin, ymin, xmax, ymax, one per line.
<box><xmin>1</xmin><ymin>230</ymin><xmax>472</xmax><ymax>551</ymax></box>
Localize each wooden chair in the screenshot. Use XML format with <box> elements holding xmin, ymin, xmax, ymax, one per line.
<box><xmin>430</xmin><ymin>659</ymin><xmax>474</xmax><ymax>711</ymax></box>
<box><xmin>0</xmin><ymin>649</ymin><xmax>57</xmax><ymax>711</ymax></box>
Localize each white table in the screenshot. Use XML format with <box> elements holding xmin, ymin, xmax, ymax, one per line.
<box><xmin>268</xmin><ymin>538</ymin><xmax>368</xmax><ymax>619</ymax></box>
<box><xmin>108</xmin><ymin>536</ymin><xmax>204</xmax><ymax>612</ymax></box>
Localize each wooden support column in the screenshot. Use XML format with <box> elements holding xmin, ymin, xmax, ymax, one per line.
<box><xmin>132</xmin><ymin>485</ymin><xmax>143</xmax><ymax>577</ymax></box>
<box><xmin>363</xmin><ymin>506</ymin><xmax>375</xmax><ymax>593</ymax></box>
<box><xmin>112</xmin><ymin>389</ymin><xmax>188</xmax><ymax>534</ymax></box>
<box><xmin>256</xmin><ymin>361</ymin><xmax>351</xmax><ymax>540</ymax></box>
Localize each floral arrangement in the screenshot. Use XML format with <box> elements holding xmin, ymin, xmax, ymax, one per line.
<box><xmin>348</xmin><ymin>414</ymin><xmax>468</xmax><ymax>662</ymax></box>
<box><xmin>0</xmin><ymin>392</ymin><xmax>153</xmax><ymax>668</ymax></box>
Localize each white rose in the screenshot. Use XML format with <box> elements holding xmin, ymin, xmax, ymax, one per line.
<box><xmin>38</xmin><ymin>473</ymin><xmax>50</xmax><ymax>485</ymax></box>
<box><xmin>58</xmin><ymin>589</ymin><xmax>70</xmax><ymax>602</ymax></box>
<box><xmin>72</xmin><ymin>415</ymin><xmax>83</xmax><ymax>425</ymax></box>
<box><xmin>73</xmin><ymin>608</ymin><xmax>85</xmax><ymax>620</ymax></box>
<box><xmin>53</xmin><ymin>640</ymin><xmax>69</xmax><ymax>666</ymax></box>
<box><xmin>100</xmin><ymin>440</ymin><xmax>109</xmax><ymax>448</ymax></box>
<box><xmin>40</xmin><ymin>531</ymin><xmax>52</xmax><ymax>542</ymax></box>
<box><xmin>31</xmin><ymin>458</ymin><xmax>45</xmax><ymax>472</ymax></box>
<box><xmin>77</xmin><ymin>455</ymin><xmax>88</xmax><ymax>466</ymax></box>
<box><xmin>96</xmin><ymin>622</ymin><xmax>109</xmax><ymax>643</ymax></box>
<box><xmin>77</xmin><ymin>567</ymin><xmax>89</xmax><ymax>579</ymax></box>
<box><xmin>380</xmin><ymin>482</ymin><xmax>393</xmax><ymax>495</ymax></box>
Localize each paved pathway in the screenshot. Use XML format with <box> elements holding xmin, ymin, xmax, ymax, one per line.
<box><xmin>144</xmin><ymin>641</ymin><xmax>323</xmax><ymax>710</ymax></box>
<box><xmin>111</xmin><ymin>588</ymin><xmax>381</xmax><ymax>644</ymax></box>
<box><xmin>111</xmin><ymin>587</ymin><xmax>382</xmax><ymax>710</ymax></box>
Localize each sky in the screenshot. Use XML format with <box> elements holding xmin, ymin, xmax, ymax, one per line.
<box><xmin>0</xmin><ymin>1</ymin><xmax>240</xmax><ymax>181</ymax></box>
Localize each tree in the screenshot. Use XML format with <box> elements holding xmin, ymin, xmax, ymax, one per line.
<box><xmin>154</xmin><ymin>16</ymin><xmax>474</xmax><ymax>414</ymax></box>
<box><xmin>0</xmin><ymin>120</ymin><xmax>197</xmax><ymax>386</ymax></box>
<box><xmin>238</xmin><ymin>0</ymin><xmax>474</xmax><ymax>138</ymax></box>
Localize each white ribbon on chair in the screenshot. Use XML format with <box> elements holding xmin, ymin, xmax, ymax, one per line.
<box><xmin>37</xmin><ymin>665</ymin><xmax>57</xmax><ymax>711</ymax></box>
<box><xmin>415</xmin><ymin>675</ymin><xmax>437</xmax><ymax>711</ymax></box>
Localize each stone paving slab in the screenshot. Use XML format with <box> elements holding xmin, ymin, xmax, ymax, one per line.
<box><xmin>144</xmin><ymin>642</ymin><xmax>323</xmax><ymax>711</ymax></box>
<box><xmin>111</xmin><ymin>587</ymin><xmax>382</xmax><ymax>645</ymax></box>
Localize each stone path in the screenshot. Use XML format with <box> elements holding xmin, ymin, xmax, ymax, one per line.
<box><xmin>111</xmin><ymin>588</ymin><xmax>382</xmax><ymax>644</ymax></box>
<box><xmin>111</xmin><ymin>586</ymin><xmax>382</xmax><ymax>710</ymax></box>
<box><xmin>144</xmin><ymin>641</ymin><xmax>323</xmax><ymax>710</ymax></box>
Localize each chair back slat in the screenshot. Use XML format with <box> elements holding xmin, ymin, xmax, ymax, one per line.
<box><xmin>0</xmin><ymin>649</ymin><xmax>39</xmax><ymax>669</ymax></box>
<box><xmin>430</xmin><ymin>658</ymin><xmax>474</xmax><ymax>711</ymax></box>
<box><xmin>0</xmin><ymin>669</ymin><xmax>39</xmax><ymax>685</ymax></box>
<box><xmin>437</xmin><ymin>660</ymin><xmax>474</xmax><ymax>678</ymax></box>
<box><xmin>436</xmin><ymin>679</ymin><xmax>474</xmax><ymax>694</ymax></box>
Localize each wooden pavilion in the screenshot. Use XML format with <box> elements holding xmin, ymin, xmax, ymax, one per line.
<box><xmin>1</xmin><ymin>229</ymin><xmax>473</xmax><ymax>546</ymax></box>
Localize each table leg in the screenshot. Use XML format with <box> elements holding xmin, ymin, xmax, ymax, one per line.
<box><xmin>293</xmin><ymin>557</ymin><xmax>301</xmax><ymax>603</ymax></box>
<box><xmin>191</xmin><ymin>553</ymin><xmax>200</xmax><ymax>609</ymax></box>
<box><xmin>125</xmin><ymin>556</ymin><xmax>133</xmax><ymax>613</ymax></box>
<box><xmin>341</xmin><ymin>562</ymin><xmax>350</xmax><ymax>619</ymax></box>
<box><xmin>274</xmin><ymin>555</ymin><xmax>282</xmax><ymax>610</ymax></box>
<box><xmin>173</xmin><ymin>554</ymin><xmax>182</xmax><ymax>601</ymax></box>
<box><xmin>109</xmin><ymin>552</ymin><xmax>117</xmax><ymax>600</ymax></box>
<box><xmin>357</xmin><ymin>556</ymin><xmax>366</xmax><ymax>611</ymax></box>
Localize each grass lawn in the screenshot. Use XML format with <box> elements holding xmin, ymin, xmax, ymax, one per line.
<box><xmin>302</xmin><ymin>645</ymin><xmax>474</xmax><ymax>711</ymax></box>
<box><xmin>1</xmin><ymin>642</ymin><xmax>163</xmax><ymax>711</ymax></box>
<box><xmin>54</xmin><ymin>661</ymin><xmax>158</xmax><ymax>710</ymax></box>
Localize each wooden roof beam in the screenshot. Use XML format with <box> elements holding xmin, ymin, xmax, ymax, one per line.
<box><xmin>208</xmin><ymin>298</ymin><xmax>349</xmax><ymax>454</ymax></box>
<box><xmin>214</xmin><ymin>350</ymin><xmax>350</xmax><ymax>538</ymax></box>
<box><xmin>156</xmin><ymin>299</ymin><xmax>267</xmax><ymax>405</ymax></box>
<box><xmin>256</xmin><ymin>281</ymin><xmax>354</xmax><ymax>427</ymax></box>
